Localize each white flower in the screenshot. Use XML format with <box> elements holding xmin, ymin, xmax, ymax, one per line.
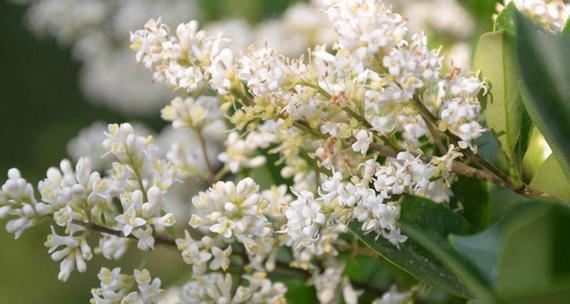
<box><xmin>261</xmin><ymin>185</ymin><xmax>293</xmax><ymax>220</ymax></box>
<box><xmin>351</xmin><ymin>129</ymin><xmax>373</xmax><ymax>155</ymax></box>
<box><xmin>313</xmin><ymin>266</ymin><xmax>343</xmax><ymax>304</ymax></box>
<box><xmin>0</xmin><ymin>168</ymin><xmax>40</xmax><ymax>238</ymax></box>
<box><xmin>501</xmin><ymin>0</ymin><xmax>569</xmax><ymax>32</ymax></box>
<box><xmin>218</xmin><ymin>132</ymin><xmax>266</xmax><ymax>173</ymax></box>
<box><xmin>90</xmin><ymin>268</ymin><xmax>161</xmax><ymax>304</ymax></box>
<box><xmin>102</xmin><ymin>123</ymin><xmax>153</xmax><ymax>165</ymax></box>
<box><xmin>282</xmin><ymin>189</ymin><xmax>346</xmax><ymax>267</ymax></box>
<box><xmin>160</xmin><ymin>126</ymin><xmax>224</xmax><ymax>179</ymax></box>
<box><xmin>132</xmin><ymin>226</ymin><xmax>156</xmax><ymax>251</ymax></box>
<box><xmin>161</xmin><ymin>96</ymin><xmax>218</xmax><ymax>129</ymax></box>
<box><xmin>190</xmin><ymin>178</ymin><xmax>269</xmax><ymax>241</ymax></box>
<box><xmin>372</xmin><ymin>285</ymin><xmax>411</xmax><ymax>304</ymax></box>
<box><xmin>179</xmin><ymin>273</ymin><xmax>234</xmax><ymax>303</ymax></box>
<box><xmin>135</xmin><ymin>269</ymin><xmax>162</xmax><ymax>302</ymax></box>
<box><xmin>207</xmin><ymin>48</ymin><xmax>236</xmax><ymax>94</ymax></box>
<box><xmin>238</xmin><ymin>47</ymin><xmax>288</xmax><ymax>96</ymax></box>
<box><xmin>239</xmin><ymin>272</ymin><xmax>288</xmax><ymax>303</ymax></box>
<box><xmin>115</xmin><ymin>204</ymin><xmax>146</xmax><ymax>236</ymax></box>
<box><xmin>284</xmin><ymin>191</ymin><xmax>325</xmax><ymax>240</ymax></box>
<box><xmin>115</xmin><ymin>187</ymin><xmax>175</xmax><ymax>248</ymax></box>
<box><xmin>44</xmin><ymin>226</ymin><xmax>92</xmax><ymax>281</ymax></box>
<box><xmin>325</xmin><ymin>0</ymin><xmax>408</xmax><ymax>61</ymax></box>
<box><xmin>97</xmin><ymin>235</ymin><xmax>128</xmax><ymax>260</ymax></box>
<box><xmin>210</xmin><ymin>246</ymin><xmax>232</xmax><ymax>271</ymax></box>
<box><xmin>176</xmin><ymin>231</ymin><xmax>214</xmax><ymax>274</ymax></box>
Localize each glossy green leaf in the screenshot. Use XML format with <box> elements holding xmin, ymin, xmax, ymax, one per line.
<box><xmin>449</xmin><ymin>202</ymin><xmax>551</xmax><ymax>288</ymax></box>
<box><xmin>474</xmin><ymin>30</ymin><xmax>531</xmax><ymax>187</ymax></box>
<box><xmin>530</xmin><ymin>155</ymin><xmax>570</xmax><ymax>201</ymax></box>
<box><xmin>494</xmin><ymin>2</ymin><xmax>517</xmax><ymax>35</ymax></box>
<box><xmin>450</xmin><ymin>199</ymin><xmax>570</xmax><ymax>302</ymax></box>
<box><xmin>452</xmin><ymin>176</ymin><xmax>490</xmax><ymax>230</ymax></box>
<box><xmin>349</xmin><ymin>196</ymin><xmax>476</xmax><ymax>299</ymax></box>
<box><xmin>515</xmin><ymin>13</ymin><xmax>570</xmax><ymax>180</ymax></box>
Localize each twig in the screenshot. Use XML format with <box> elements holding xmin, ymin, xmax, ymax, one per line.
<box><xmin>229</xmin><ymin>82</ymin><xmax>559</xmax><ymax>200</ymax></box>
<box><xmin>73</xmin><ymin>220</ymin><xmax>390</xmax><ymax>298</ymax></box>
<box><xmin>72</xmin><ymin>220</ymin><xmax>177</xmax><ymax>247</ymax></box>
<box><xmin>410</xmin><ymin>96</ymin><xmax>558</xmax><ymax>200</ymax></box>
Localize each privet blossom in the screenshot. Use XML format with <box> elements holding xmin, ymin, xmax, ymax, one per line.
<box><xmin>2</xmin><ymin>0</ymin><xmax>568</xmax><ymax>303</ymax></box>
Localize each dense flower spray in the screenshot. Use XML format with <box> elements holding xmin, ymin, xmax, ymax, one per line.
<box><xmin>2</xmin><ymin>0</ymin><xmax>568</xmax><ymax>303</ymax></box>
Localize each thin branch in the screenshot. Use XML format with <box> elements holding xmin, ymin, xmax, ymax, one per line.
<box><xmin>410</xmin><ymin>101</ymin><xmax>447</xmax><ymax>154</ymax></box>
<box><xmin>73</xmin><ymin>220</ymin><xmax>390</xmax><ymax>298</ymax></box>
<box><xmin>230</xmin><ymin>82</ymin><xmax>559</xmax><ymax>200</ymax></box>
<box><xmin>410</xmin><ymin>96</ymin><xmax>558</xmax><ymax>200</ymax></box>
<box><xmin>411</xmin><ymin>96</ymin><xmax>509</xmax><ymax>181</ymax></box>
<box><xmin>72</xmin><ymin>220</ymin><xmax>177</xmax><ymax>247</ymax></box>
<box><xmin>126</xmin><ymin>151</ymin><xmax>148</xmax><ymax>202</ymax></box>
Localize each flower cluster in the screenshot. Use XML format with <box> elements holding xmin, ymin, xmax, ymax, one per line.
<box><xmin>0</xmin><ymin>169</ymin><xmax>41</xmax><ymax>238</ymax></box>
<box><xmin>5</xmin><ymin>0</ymin><xmax>566</xmax><ymax>303</ymax></box>
<box><xmin>498</xmin><ymin>0</ymin><xmax>569</xmax><ymax>32</ymax></box>
<box><xmin>1</xmin><ymin>122</ymin><xmax>178</xmax><ymax>282</ymax></box>
<box><xmin>177</xmin><ymin>272</ymin><xmax>287</xmax><ymax>303</ymax></box>
<box><xmin>15</xmin><ymin>0</ymin><xmax>480</xmax><ymax>115</ymax></box>
<box><xmin>90</xmin><ymin>267</ymin><xmax>162</xmax><ymax>304</ymax></box>
<box><xmin>124</xmin><ymin>0</ymin><xmax>487</xmax><ymax>300</ymax></box>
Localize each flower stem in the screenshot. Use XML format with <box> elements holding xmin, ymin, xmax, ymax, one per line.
<box><xmin>72</xmin><ymin>219</ymin><xmax>390</xmax><ymax>298</ymax></box>
<box><xmin>410</xmin><ymin>96</ymin><xmax>558</xmax><ymax>201</ymax></box>
<box><xmin>195</xmin><ymin>127</ymin><xmax>216</xmax><ymax>183</ymax></box>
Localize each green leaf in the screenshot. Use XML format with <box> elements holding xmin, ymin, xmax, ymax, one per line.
<box><xmin>349</xmin><ymin>196</ymin><xmax>478</xmax><ymax>299</ymax></box>
<box><xmin>474</xmin><ymin>30</ymin><xmax>531</xmax><ymax>187</ymax></box>
<box><xmin>564</xmin><ymin>19</ymin><xmax>570</xmax><ymax>33</ymax></box>
<box><xmin>530</xmin><ymin>155</ymin><xmax>570</xmax><ymax>201</ymax></box>
<box><xmin>515</xmin><ymin>13</ymin><xmax>570</xmax><ymax>180</ymax></box>
<box><xmin>449</xmin><ymin>202</ymin><xmax>551</xmax><ymax>289</ymax></box>
<box><xmin>279</xmin><ymin>277</ymin><xmax>317</xmax><ymax>303</ymax></box>
<box><xmin>494</xmin><ymin>2</ymin><xmax>517</xmax><ymax>35</ymax></box>
<box><xmin>450</xmin><ymin>200</ymin><xmax>570</xmax><ymax>302</ymax></box>
<box><xmin>452</xmin><ymin>176</ymin><xmax>490</xmax><ymax>230</ymax></box>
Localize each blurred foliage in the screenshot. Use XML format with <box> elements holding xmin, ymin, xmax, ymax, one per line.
<box><xmin>199</xmin><ymin>0</ymin><xmax>298</xmax><ymax>23</ymax></box>
<box><xmin>0</xmin><ymin>2</ymin><xmax>113</xmax><ymax>303</ymax></box>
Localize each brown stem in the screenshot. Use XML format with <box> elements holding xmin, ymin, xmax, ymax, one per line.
<box><xmin>410</xmin><ymin>96</ymin><xmax>558</xmax><ymax>200</ymax></box>
<box><xmin>411</xmin><ymin>97</ymin><xmax>509</xmax><ymax>181</ymax></box>
<box><xmin>231</xmin><ymin>82</ymin><xmax>559</xmax><ymax>200</ymax></box>
<box><xmin>342</xmin><ymin>106</ymin><xmax>402</xmax><ymax>151</ymax></box>
<box><xmin>451</xmin><ymin>162</ymin><xmax>511</xmax><ymax>189</ymax></box>
<box><xmin>73</xmin><ymin>220</ymin><xmax>390</xmax><ymax>297</ymax></box>
<box><xmin>72</xmin><ymin>220</ymin><xmax>176</xmax><ymax>247</ymax></box>
<box><xmin>411</xmin><ymin>102</ymin><xmax>447</xmax><ymax>154</ymax></box>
